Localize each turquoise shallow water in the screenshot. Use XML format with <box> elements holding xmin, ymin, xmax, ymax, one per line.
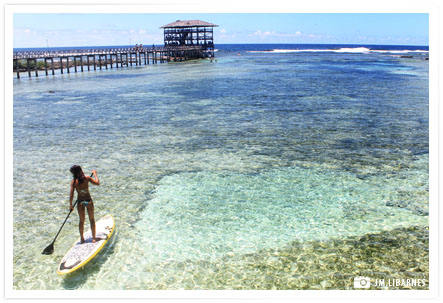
<box><xmin>13</xmin><ymin>46</ymin><xmax>429</xmax><ymax>289</ymax></box>
<box><xmin>136</xmin><ymin>163</ymin><xmax>428</xmax><ymax>263</ymax></box>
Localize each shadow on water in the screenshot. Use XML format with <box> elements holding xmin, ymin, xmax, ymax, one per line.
<box><xmin>61</xmin><ymin>230</ymin><xmax>118</xmax><ymax>289</ymax></box>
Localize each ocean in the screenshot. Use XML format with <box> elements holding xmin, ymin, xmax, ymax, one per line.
<box><xmin>12</xmin><ymin>44</ymin><xmax>429</xmax><ymax>290</ymax></box>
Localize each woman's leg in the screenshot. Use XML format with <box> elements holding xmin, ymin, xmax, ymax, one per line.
<box><xmin>86</xmin><ymin>201</ymin><xmax>97</xmax><ymax>242</ymax></box>
<box><xmin>77</xmin><ymin>203</ymin><xmax>86</xmax><ymax>243</ymax></box>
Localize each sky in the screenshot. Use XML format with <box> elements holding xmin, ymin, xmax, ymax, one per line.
<box><xmin>13</xmin><ymin>13</ymin><xmax>429</xmax><ymax>48</ymax></box>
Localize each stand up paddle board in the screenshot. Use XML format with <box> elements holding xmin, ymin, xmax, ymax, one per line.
<box><xmin>57</xmin><ymin>214</ymin><xmax>115</xmax><ymax>275</ymax></box>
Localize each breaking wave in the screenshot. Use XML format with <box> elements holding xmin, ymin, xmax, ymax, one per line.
<box><xmin>246</xmin><ymin>47</ymin><xmax>428</xmax><ymax>54</ymax></box>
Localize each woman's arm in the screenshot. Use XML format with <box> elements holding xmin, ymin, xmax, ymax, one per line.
<box><xmin>89</xmin><ymin>170</ymin><xmax>100</xmax><ymax>186</ymax></box>
<box><xmin>69</xmin><ymin>180</ymin><xmax>75</xmax><ymax>211</ymax></box>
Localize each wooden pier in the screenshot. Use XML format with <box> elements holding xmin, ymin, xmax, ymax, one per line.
<box><xmin>13</xmin><ymin>45</ymin><xmax>210</xmax><ymax>78</ymax></box>
<box><xmin>13</xmin><ymin>20</ymin><xmax>218</xmax><ymax>79</ymax></box>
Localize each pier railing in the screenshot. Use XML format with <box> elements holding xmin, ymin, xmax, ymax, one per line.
<box><xmin>13</xmin><ymin>45</ymin><xmax>204</xmax><ymax>59</ymax></box>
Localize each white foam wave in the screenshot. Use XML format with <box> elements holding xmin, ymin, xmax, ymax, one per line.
<box><xmin>246</xmin><ymin>49</ymin><xmax>324</xmax><ymax>53</ymax></box>
<box><xmin>371</xmin><ymin>49</ymin><xmax>429</xmax><ymax>54</ymax></box>
<box><xmin>335</xmin><ymin>47</ymin><xmax>371</xmax><ymax>53</ymax></box>
<box><xmin>64</xmin><ymin>96</ymin><xmax>86</xmax><ymax>100</ymax></box>
<box><xmin>54</xmin><ymin>100</ymin><xmax>84</xmax><ymax>105</ymax></box>
<box><xmin>246</xmin><ymin>47</ymin><xmax>428</xmax><ymax>55</ymax></box>
<box><xmin>246</xmin><ymin>47</ymin><xmax>371</xmax><ymax>54</ymax></box>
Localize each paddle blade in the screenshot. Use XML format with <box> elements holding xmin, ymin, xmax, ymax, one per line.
<box><xmin>42</xmin><ymin>243</ymin><xmax>54</xmax><ymax>255</ymax></box>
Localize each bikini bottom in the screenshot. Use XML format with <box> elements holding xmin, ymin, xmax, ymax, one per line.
<box><xmin>77</xmin><ymin>199</ymin><xmax>92</xmax><ymax>207</ymax></box>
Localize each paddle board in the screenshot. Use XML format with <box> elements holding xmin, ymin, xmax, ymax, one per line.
<box><xmin>57</xmin><ymin>214</ymin><xmax>115</xmax><ymax>275</ymax></box>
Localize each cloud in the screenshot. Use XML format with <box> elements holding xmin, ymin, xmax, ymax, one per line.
<box><xmin>250</xmin><ymin>30</ymin><xmax>275</xmax><ymax>37</ymax></box>
<box><xmin>246</xmin><ymin>29</ymin><xmax>335</xmax><ymax>43</ymax></box>
<box><xmin>249</xmin><ymin>30</ymin><xmax>305</xmax><ymax>39</ymax></box>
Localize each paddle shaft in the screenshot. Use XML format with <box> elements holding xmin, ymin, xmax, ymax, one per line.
<box><xmin>50</xmin><ymin>199</ymin><xmax>78</xmax><ymax>245</ymax></box>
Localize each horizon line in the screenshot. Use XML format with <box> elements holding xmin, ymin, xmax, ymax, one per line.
<box><xmin>13</xmin><ymin>42</ymin><xmax>430</xmax><ymax>49</ymax></box>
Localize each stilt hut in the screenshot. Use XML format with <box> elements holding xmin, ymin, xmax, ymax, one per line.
<box><xmin>161</xmin><ymin>20</ymin><xmax>218</xmax><ymax>58</ymax></box>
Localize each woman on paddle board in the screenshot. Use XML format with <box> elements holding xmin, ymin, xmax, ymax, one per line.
<box><xmin>69</xmin><ymin>165</ymin><xmax>101</xmax><ymax>243</ymax></box>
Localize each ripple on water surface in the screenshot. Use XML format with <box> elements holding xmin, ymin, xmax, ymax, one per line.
<box><xmin>13</xmin><ymin>51</ymin><xmax>429</xmax><ymax>290</ymax></box>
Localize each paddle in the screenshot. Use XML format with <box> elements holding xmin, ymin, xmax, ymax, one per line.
<box><xmin>42</xmin><ymin>173</ymin><xmax>94</xmax><ymax>255</ymax></box>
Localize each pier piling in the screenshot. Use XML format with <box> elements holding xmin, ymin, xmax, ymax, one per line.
<box><xmin>26</xmin><ymin>58</ymin><xmax>31</xmax><ymax>77</ymax></box>
<box><xmin>15</xmin><ymin>59</ymin><xmax>20</xmax><ymax>79</ymax></box>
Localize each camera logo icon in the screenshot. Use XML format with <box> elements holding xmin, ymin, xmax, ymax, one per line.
<box><xmin>354</xmin><ymin>276</ymin><xmax>371</xmax><ymax>289</ymax></box>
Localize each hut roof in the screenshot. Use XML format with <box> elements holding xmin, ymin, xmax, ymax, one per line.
<box><xmin>161</xmin><ymin>20</ymin><xmax>218</xmax><ymax>28</ymax></box>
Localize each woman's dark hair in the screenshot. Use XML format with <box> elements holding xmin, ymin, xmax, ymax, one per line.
<box><xmin>70</xmin><ymin>165</ymin><xmax>85</xmax><ymax>184</ymax></box>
